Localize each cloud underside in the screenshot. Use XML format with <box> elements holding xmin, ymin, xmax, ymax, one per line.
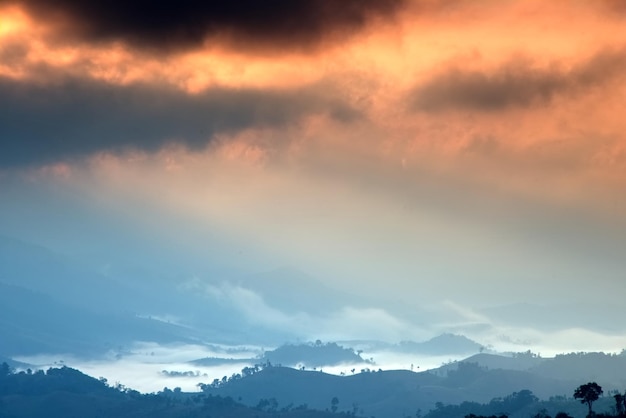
<box><xmin>16</xmin><ymin>0</ymin><xmax>405</xmax><ymax>51</ymax></box>
<box><xmin>0</xmin><ymin>76</ymin><xmax>357</xmax><ymax>167</ymax></box>
<box><xmin>411</xmin><ymin>49</ymin><xmax>626</xmax><ymax>111</ymax></box>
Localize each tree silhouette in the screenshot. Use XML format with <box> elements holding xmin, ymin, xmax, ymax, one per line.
<box><xmin>574</xmin><ymin>382</ymin><xmax>603</xmax><ymax>417</ymax></box>
<box><xmin>0</xmin><ymin>362</ymin><xmax>11</xmax><ymax>377</ymax></box>
<box><xmin>615</xmin><ymin>393</ymin><xmax>625</xmax><ymax>416</ymax></box>
<box><xmin>331</xmin><ymin>396</ymin><xmax>339</xmax><ymax>413</ymax></box>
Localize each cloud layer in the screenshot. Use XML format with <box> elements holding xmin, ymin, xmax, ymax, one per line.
<box><xmin>1</xmin><ymin>0</ymin><xmax>626</xmax><ymax>352</ymax></box>
<box><xmin>411</xmin><ymin>48</ymin><xmax>626</xmax><ymax>111</ymax></box>
<box><xmin>0</xmin><ymin>74</ymin><xmax>357</xmax><ymax>167</ymax></box>
<box><xmin>15</xmin><ymin>0</ymin><xmax>405</xmax><ymax>51</ymax></box>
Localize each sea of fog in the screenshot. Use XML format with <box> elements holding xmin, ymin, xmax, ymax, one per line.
<box><xmin>14</xmin><ymin>342</ymin><xmax>470</xmax><ymax>393</ymax></box>
<box><xmin>14</xmin><ymin>337</ymin><xmax>626</xmax><ymax>393</ymax></box>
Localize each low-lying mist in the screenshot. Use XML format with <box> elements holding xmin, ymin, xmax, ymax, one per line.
<box><xmin>13</xmin><ymin>334</ymin><xmax>626</xmax><ymax>393</ymax></box>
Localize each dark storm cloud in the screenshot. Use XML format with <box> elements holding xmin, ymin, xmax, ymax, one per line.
<box><xmin>0</xmin><ymin>75</ymin><xmax>359</xmax><ymax>167</ymax></box>
<box><xmin>411</xmin><ymin>48</ymin><xmax>626</xmax><ymax>112</ymax></box>
<box><xmin>16</xmin><ymin>0</ymin><xmax>405</xmax><ymax>51</ymax></box>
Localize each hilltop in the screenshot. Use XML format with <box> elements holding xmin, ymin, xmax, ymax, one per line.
<box><xmin>0</xmin><ymin>363</ymin><xmax>351</xmax><ymax>418</ymax></box>
<box><xmin>197</xmin><ymin>350</ymin><xmax>626</xmax><ymax>418</ymax></box>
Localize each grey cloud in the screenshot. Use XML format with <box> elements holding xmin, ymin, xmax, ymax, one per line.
<box><xmin>0</xmin><ymin>75</ymin><xmax>359</xmax><ymax>167</ymax></box>
<box><xmin>411</xmin><ymin>48</ymin><xmax>626</xmax><ymax>112</ymax></box>
<box><xmin>15</xmin><ymin>0</ymin><xmax>405</xmax><ymax>52</ymax></box>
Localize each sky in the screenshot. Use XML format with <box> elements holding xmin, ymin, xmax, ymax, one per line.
<box><xmin>1</xmin><ymin>0</ymin><xmax>626</xmax><ymax>353</ymax></box>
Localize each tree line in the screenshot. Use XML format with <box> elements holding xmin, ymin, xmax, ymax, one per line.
<box><xmin>451</xmin><ymin>382</ymin><xmax>626</xmax><ymax>418</ymax></box>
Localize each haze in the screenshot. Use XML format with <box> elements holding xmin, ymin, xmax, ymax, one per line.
<box><xmin>1</xmin><ymin>0</ymin><xmax>626</xmax><ymax>367</ymax></box>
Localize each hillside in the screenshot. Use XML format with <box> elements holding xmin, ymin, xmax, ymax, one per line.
<box><xmin>261</xmin><ymin>341</ymin><xmax>369</xmax><ymax>368</ymax></box>
<box><xmin>396</xmin><ymin>333</ymin><xmax>485</xmax><ymax>355</ymax></box>
<box><xmin>0</xmin><ymin>364</ymin><xmax>346</xmax><ymax>418</ymax></box>
<box><xmin>3</xmin><ymin>351</ymin><xmax>626</xmax><ymax>418</ymax></box>
<box><xmin>433</xmin><ymin>351</ymin><xmax>626</xmax><ymax>391</ymax></box>
<box><xmin>200</xmin><ymin>362</ymin><xmax>577</xmax><ymax>418</ymax></box>
<box><xmin>529</xmin><ymin>352</ymin><xmax>626</xmax><ymax>388</ymax></box>
<box><xmin>0</xmin><ymin>282</ymin><xmax>199</xmax><ymax>356</ymax></box>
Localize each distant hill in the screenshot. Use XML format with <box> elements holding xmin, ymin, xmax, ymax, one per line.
<box><xmin>421</xmin><ymin>387</ymin><xmax>615</xmax><ymax>418</ymax></box>
<box><xmin>0</xmin><ymin>364</ymin><xmax>345</xmax><ymax>418</ymax></box>
<box><xmin>0</xmin><ymin>235</ymin><xmax>329</xmax><ymax>349</ymax></box>
<box><xmin>396</xmin><ymin>333</ymin><xmax>485</xmax><ymax>355</ymax></box>
<box><xmin>433</xmin><ymin>352</ymin><xmax>546</xmax><ymax>375</ymax></box>
<box><xmin>431</xmin><ymin>351</ymin><xmax>626</xmax><ymax>391</ymax></box>
<box><xmin>261</xmin><ymin>341</ymin><xmax>370</xmax><ymax>368</ymax></box>
<box><xmin>529</xmin><ymin>351</ymin><xmax>626</xmax><ymax>389</ymax></box>
<box><xmin>200</xmin><ymin>362</ymin><xmax>576</xmax><ymax>418</ymax></box>
<box><xmin>339</xmin><ymin>333</ymin><xmax>486</xmax><ymax>357</ymax></box>
<box><xmin>191</xmin><ymin>341</ymin><xmax>369</xmax><ymax>369</ymax></box>
<box><xmin>0</xmin><ymin>282</ymin><xmax>199</xmax><ymax>357</ymax></box>
<box><xmin>188</xmin><ymin>334</ymin><xmax>486</xmax><ymax>376</ymax></box>
<box><xmin>0</xmin><ymin>235</ymin><xmax>142</xmax><ymax>313</ymax></box>
<box><xmin>4</xmin><ymin>350</ymin><xmax>626</xmax><ymax>418</ymax></box>
<box><xmin>0</xmin><ymin>355</ymin><xmax>31</xmax><ymax>370</ymax></box>
<box><xmin>191</xmin><ymin>342</ymin><xmax>626</xmax><ymax>417</ymax></box>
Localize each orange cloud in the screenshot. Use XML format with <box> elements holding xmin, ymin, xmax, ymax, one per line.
<box><xmin>2</xmin><ymin>0</ymin><xmax>626</xmax><ymax>219</ymax></box>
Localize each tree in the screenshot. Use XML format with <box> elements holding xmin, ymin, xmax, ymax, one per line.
<box><xmin>532</xmin><ymin>409</ymin><xmax>550</xmax><ymax>418</ymax></box>
<box><xmin>0</xmin><ymin>362</ymin><xmax>11</xmax><ymax>378</ymax></box>
<box><xmin>331</xmin><ymin>396</ymin><xmax>339</xmax><ymax>413</ymax></box>
<box><xmin>614</xmin><ymin>393</ymin><xmax>625</xmax><ymax>416</ymax></box>
<box><xmin>574</xmin><ymin>382</ymin><xmax>603</xmax><ymax>417</ymax></box>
